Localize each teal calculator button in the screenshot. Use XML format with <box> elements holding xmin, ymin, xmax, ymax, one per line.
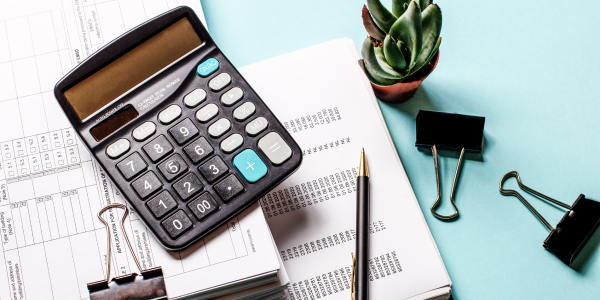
<box><xmin>197</xmin><ymin>58</ymin><xmax>219</xmax><ymax>77</ymax></box>
<box><xmin>233</xmin><ymin>149</ymin><xmax>267</xmax><ymax>183</ymax></box>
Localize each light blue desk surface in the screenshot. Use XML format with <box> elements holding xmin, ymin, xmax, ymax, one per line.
<box><xmin>202</xmin><ymin>0</ymin><xmax>600</xmax><ymax>298</ymax></box>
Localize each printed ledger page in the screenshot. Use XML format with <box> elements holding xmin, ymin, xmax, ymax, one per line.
<box><xmin>0</xmin><ymin>1</ymin><xmax>280</xmax><ymax>300</ymax></box>
<box><xmin>240</xmin><ymin>39</ymin><xmax>452</xmax><ymax>300</ymax></box>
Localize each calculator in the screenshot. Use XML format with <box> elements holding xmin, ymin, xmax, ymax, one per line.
<box><xmin>53</xmin><ymin>6</ymin><xmax>302</xmax><ymax>251</ymax></box>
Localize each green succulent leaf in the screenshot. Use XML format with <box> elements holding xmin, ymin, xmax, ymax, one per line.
<box><xmin>411</xmin><ymin>4</ymin><xmax>442</xmax><ymax>73</ymax></box>
<box><xmin>383</xmin><ymin>35</ymin><xmax>407</xmax><ymax>71</ymax></box>
<box><xmin>366</xmin><ymin>0</ymin><xmax>397</xmax><ymax>33</ymax></box>
<box><xmin>362</xmin><ymin>5</ymin><xmax>386</xmax><ymax>42</ymax></box>
<box><xmin>359</xmin><ymin>59</ymin><xmax>402</xmax><ymax>86</ymax></box>
<box><xmin>361</xmin><ymin>37</ymin><xmax>403</xmax><ymax>80</ymax></box>
<box><xmin>426</xmin><ymin>37</ymin><xmax>441</xmax><ymax>65</ymax></box>
<box><xmin>391</xmin><ymin>0</ymin><xmax>410</xmax><ymax>17</ymax></box>
<box><xmin>388</xmin><ymin>1</ymin><xmax>423</xmax><ymax>72</ymax></box>
<box><xmin>419</xmin><ymin>0</ymin><xmax>432</xmax><ymax>11</ymax></box>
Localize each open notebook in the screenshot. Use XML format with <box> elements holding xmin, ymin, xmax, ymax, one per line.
<box><xmin>239</xmin><ymin>38</ymin><xmax>452</xmax><ymax>299</ymax></box>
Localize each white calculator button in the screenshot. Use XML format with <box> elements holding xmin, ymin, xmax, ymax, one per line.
<box><xmin>106</xmin><ymin>139</ymin><xmax>131</xmax><ymax>159</ymax></box>
<box><xmin>209</xmin><ymin>73</ymin><xmax>231</xmax><ymax>92</ymax></box>
<box><xmin>258</xmin><ymin>132</ymin><xmax>292</xmax><ymax>165</ymax></box>
<box><xmin>184</xmin><ymin>88</ymin><xmax>207</xmax><ymax>108</ymax></box>
<box><xmin>158</xmin><ymin>105</ymin><xmax>182</xmax><ymax>124</ymax></box>
<box><xmin>196</xmin><ymin>103</ymin><xmax>219</xmax><ymax>123</ymax></box>
<box><xmin>245</xmin><ymin>117</ymin><xmax>268</xmax><ymax>136</ymax></box>
<box><xmin>208</xmin><ymin>118</ymin><xmax>231</xmax><ymax>138</ymax></box>
<box><xmin>233</xmin><ymin>102</ymin><xmax>255</xmax><ymax>121</ymax></box>
<box><xmin>220</xmin><ymin>87</ymin><xmax>244</xmax><ymax>106</ymax></box>
<box><xmin>132</xmin><ymin>122</ymin><xmax>156</xmax><ymax>142</ymax></box>
<box><xmin>220</xmin><ymin>134</ymin><xmax>244</xmax><ymax>153</ymax></box>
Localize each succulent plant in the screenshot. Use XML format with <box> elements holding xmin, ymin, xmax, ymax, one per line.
<box><xmin>360</xmin><ymin>0</ymin><xmax>442</xmax><ymax>86</ymax></box>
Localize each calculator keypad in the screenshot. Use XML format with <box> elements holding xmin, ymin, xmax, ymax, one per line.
<box><xmin>214</xmin><ymin>175</ymin><xmax>244</xmax><ymax>202</ymax></box>
<box><xmin>173</xmin><ymin>173</ymin><xmax>204</xmax><ymax>201</ymax></box>
<box><xmin>143</xmin><ymin>135</ymin><xmax>174</xmax><ymax>162</ymax></box>
<box><xmin>157</xmin><ymin>154</ymin><xmax>188</xmax><ymax>181</ymax></box>
<box><xmin>196</xmin><ymin>103</ymin><xmax>219</xmax><ymax>123</ymax></box>
<box><xmin>131</xmin><ymin>171</ymin><xmax>162</xmax><ymax>199</ymax></box>
<box><xmin>188</xmin><ymin>192</ymin><xmax>218</xmax><ymax>221</ymax></box>
<box><xmin>168</xmin><ymin>118</ymin><xmax>199</xmax><ymax>145</ymax></box>
<box><xmin>162</xmin><ymin>210</ymin><xmax>193</xmax><ymax>238</ymax></box>
<box><xmin>183</xmin><ymin>137</ymin><xmax>214</xmax><ymax>163</ymax></box>
<box><xmin>199</xmin><ymin>156</ymin><xmax>229</xmax><ymax>183</ymax></box>
<box><xmin>101</xmin><ymin>55</ymin><xmax>300</xmax><ymax>249</ymax></box>
<box><xmin>208</xmin><ymin>118</ymin><xmax>231</xmax><ymax>138</ymax></box>
<box><xmin>221</xmin><ymin>87</ymin><xmax>244</xmax><ymax>106</ymax></box>
<box><xmin>147</xmin><ymin>191</ymin><xmax>177</xmax><ymax>218</ymax></box>
<box><xmin>117</xmin><ymin>152</ymin><xmax>147</xmax><ymax>180</ymax></box>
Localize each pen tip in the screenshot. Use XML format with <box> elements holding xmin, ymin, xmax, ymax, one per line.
<box><xmin>358</xmin><ymin>149</ymin><xmax>369</xmax><ymax>177</ymax></box>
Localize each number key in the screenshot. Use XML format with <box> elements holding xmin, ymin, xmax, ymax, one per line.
<box><xmin>147</xmin><ymin>191</ymin><xmax>177</xmax><ymax>218</ymax></box>
<box><xmin>116</xmin><ymin>152</ymin><xmax>147</xmax><ymax>180</ymax></box>
<box><xmin>173</xmin><ymin>173</ymin><xmax>203</xmax><ymax>201</ymax></box>
<box><xmin>188</xmin><ymin>192</ymin><xmax>218</xmax><ymax>221</ymax></box>
<box><xmin>199</xmin><ymin>156</ymin><xmax>229</xmax><ymax>182</ymax></box>
<box><xmin>131</xmin><ymin>171</ymin><xmax>162</xmax><ymax>199</ymax></box>
<box><xmin>143</xmin><ymin>135</ymin><xmax>173</xmax><ymax>162</ymax></box>
<box><xmin>162</xmin><ymin>210</ymin><xmax>193</xmax><ymax>238</ymax></box>
<box><xmin>157</xmin><ymin>154</ymin><xmax>188</xmax><ymax>181</ymax></box>
<box><xmin>168</xmin><ymin>118</ymin><xmax>199</xmax><ymax>145</ymax></box>
<box><xmin>183</xmin><ymin>137</ymin><xmax>214</xmax><ymax>163</ymax></box>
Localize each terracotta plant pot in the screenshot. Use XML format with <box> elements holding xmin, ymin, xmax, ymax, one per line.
<box><xmin>369</xmin><ymin>51</ymin><xmax>439</xmax><ymax>103</ymax></box>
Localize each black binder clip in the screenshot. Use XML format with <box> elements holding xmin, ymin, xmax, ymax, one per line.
<box><xmin>415</xmin><ymin>110</ymin><xmax>485</xmax><ymax>219</ymax></box>
<box><xmin>88</xmin><ymin>204</ymin><xmax>168</xmax><ymax>300</ymax></box>
<box><xmin>499</xmin><ymin>171</ymin><xmax>600</xmax><ymax>266</ymax></box>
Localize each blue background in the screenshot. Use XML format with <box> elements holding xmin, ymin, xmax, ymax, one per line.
<box><xmin>200</xmin><ymin>0</ymin><xmax>600</xmax><ymax>298</ymax></box>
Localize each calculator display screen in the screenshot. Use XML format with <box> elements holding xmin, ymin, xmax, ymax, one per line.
<box><xmin>64</xmin><ymin>17</ymin><xmax>202</xmax><ymax>121</ymax></box>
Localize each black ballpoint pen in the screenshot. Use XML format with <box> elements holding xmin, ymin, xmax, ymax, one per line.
<box><xmin>352</xmin><ymin>149</ymin><xmax>369</xmax><ymax>300</ymax></box>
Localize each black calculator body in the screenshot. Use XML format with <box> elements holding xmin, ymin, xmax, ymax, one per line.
<box><xmin>53</xmin><ymin>6</ymin><xmax>301</xmax><ymax>251</ymax></box>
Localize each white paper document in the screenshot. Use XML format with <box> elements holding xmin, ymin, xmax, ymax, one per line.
<box><xmin>0</xmin><ymin>1</ymin><xmax>282</xmax><ymax>300</ymax></box>
<box><xmin>239</xmin><ymin>39</ymin><xmax>452</xmax><ymax>300</ymax></box>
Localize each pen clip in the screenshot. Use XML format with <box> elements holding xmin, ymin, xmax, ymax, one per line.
<box><xmin>351</xmin><ymin>253</ymin><xmax>356</xmax><ymax>300</ymax></box>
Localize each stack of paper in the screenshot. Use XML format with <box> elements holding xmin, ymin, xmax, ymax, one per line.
<box><xmin>0</xmin><ymin>1</ymin><xmax>288</xmax><ymax>299</ymax></box>
<box><xmin>240</xmin><ymin>38</ymin><xmax>453</xmax><ymax>299</ymax></box>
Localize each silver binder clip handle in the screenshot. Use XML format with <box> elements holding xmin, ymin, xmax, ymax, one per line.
<box><xmin>430</xmin><ymin>145</ymin><xmax>465</xmax><ymax>220</ymax></box>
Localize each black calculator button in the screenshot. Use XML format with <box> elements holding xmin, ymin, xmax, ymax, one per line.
<box><xmin>196</xmin><ymin>103</ymin><xmax>219</xmax><ymax>123</ymax></box>
<box><xmin>245</xmin><ymin>117</ymin><xmax>269</xmax><ymax>136</ymax></box>
<box><xmin>199</xmin><ymin>156</ymin><xmax>229</xmax><ymax>183</ymax></box>
<box><xmin>106</xmin><ymin>138</ymin><xmax>130</xmax><ymax>159</ymax></box>
<box><xmin>183</xmin><ymin>88</ymin><xmax>207</xmax><ymax>108</ymax></box>
<box><xmin>162</xmin><ymin>210</ymin><xmax>193</xmax><ymax>238</ymax></box>
<box><xmin>183</xmin><ymin>137</ymin><xmax>214</xmax><ymax>163</ymax></box>
<box><xmin>157</xmin><ymin>154</ymin><xmax>188</xmax><ymax>181</ymax></box>
<box><xmin>147</xmin><ymin>190</ymin><xmax>177</xmax><ymax>218</ymax></box>
<box><xmin>116</xmin><ymin>152</ymin><xmax>147</xmax><ymax>180</ymax></box>
<box><xmin>173</xmin><ymin>173</ymin><xmax>204</xmax><ymax>201</ymax></box>
<box><xmin>158</xmin><ymin>104</ymin><xmax>182</xmax><ymax>125</ymax></box>
<box><xmin>221</xmin><ymin>87</ymin><xmax>244</xmax><ymax>106</ymax></box>
<box><xmin>143</xmin><ymin>135</ymin><xmax>173</xmax><ymax>162</ymax></box>
<box><xmin>187</xmin><ymin>192</ymin><xmax>219</xmax><ymax>221</ymax></box>
<box><xmin>168</xmin><ymin>118</ymin><xmax>199</xmax><ymax>145</ymax></box>
<box><xmin>214</xmin><ymin>175</ymin><xmax>244</xmax><ymax>202</ymax></box>
<box><xmin>208</xmin><ymin>118</ymin><xmax>231</xmax><ymax>138</ymax></box>
<box><xmin>209</xmin><ymin>73</ymin><xmax>231</xmax><ymax>92</ymax></box>
<box><xmin>131</xmin><ymin>171</ymin><xmax>162</xmax><ymax>199</ymax></box>
<box><xmin>233</xmin><ymin>102</ymin><xmax>255</xmax><ymax>121</ymax></box>
<box><xmin>132</xmin><ymin>122</ymin><xmax>156</xmax><ymax>142</ymax></box>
